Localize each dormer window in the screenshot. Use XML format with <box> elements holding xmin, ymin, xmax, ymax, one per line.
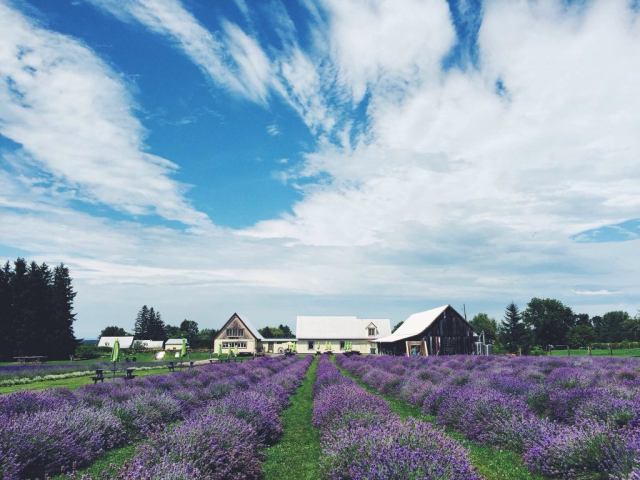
<box><xmin>368</xmin><ymin>327</ymin><xmax>376</xmax><ymax>336</ymax></box>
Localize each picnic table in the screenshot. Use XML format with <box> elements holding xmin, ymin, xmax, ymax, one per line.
<box><xmin>92</xmin><ymin>368</ymin><xmax>105</xmax><ymax>384</ymax></box>
<box><xmin>13</xmin><ymin>356</ymin><xmax>46</xmax><ymax>364</ymax></box>
<box><xmin>167</xmin><ymin>361</ymin><xmax>176</xmax><ymax>372</ymax></box>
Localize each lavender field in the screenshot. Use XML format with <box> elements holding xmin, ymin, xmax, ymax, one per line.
<box><xmin>0</xmin><ymin>356</ymin><xmax>310</xmax><ymax>479</ymax></box>
<box><xmin>3</xmin><ymin>354</ymin><xmax>639</xmax><ymax>479</ymax></box>
<box><xmin>337</xmin><ymin>355</ymin><xmax>640</xmax><ymax>479</ymax></box>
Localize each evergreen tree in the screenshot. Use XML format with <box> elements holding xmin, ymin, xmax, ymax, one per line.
<box><xmin>0</xmin><ymin>262</ymin><xmax>13</xmax><ymax>360</ymax></box>
<box><xmin>12</xmin><ymin>259</ymin><xmax>31</xmax><ymax>357</ymax></box>
<box><xmin>499</xmin><ymin>303</ymin><xmax>529</xmax><ymax>353</ymax></box>
<box><xmin>49</xmin><ymin>264</ymin><xmax>78</xmax><ymax>358</ymax></box>
<box><xmin>0</xmin><ymin>258</ymin><xmax>77</xmax><ymax>360</ymax></box>
<box><xmin>147</xmin><ymin>308</ymin><xmax>167</xmax><ymax>341</ymax></box>
<box><xmin>134</xmin><ymin>305</ymin><xmax>150</xmax><ymax>338</ymax></box>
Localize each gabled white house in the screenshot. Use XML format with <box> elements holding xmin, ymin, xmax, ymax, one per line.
<box><xmin>296</xmin><ymin>315</ymin><xmax>391</xmax><ymax>354</ymax></box>
<box><xmin>97</xmin><ymin>336</ymin><xmax>135</xmax><ymax>349</ymax></box>
<box><xmin>212</xmin><ymin>313</ymin><xmax>265</xmax><ymax>355</ymax></box>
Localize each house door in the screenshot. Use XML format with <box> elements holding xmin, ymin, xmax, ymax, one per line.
<box><xmin>268</xmin><ymin>342</ymin><xmax>274</xmax><ymax>353</ymax></box>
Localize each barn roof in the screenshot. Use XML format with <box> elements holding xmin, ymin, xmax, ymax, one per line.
<box><xmin>166</xmin><ymin>338</ymin><xmax>188</xmax><ymax>345</ymax></box>
<box><xmin>376</xmin><ymin>305</ymin><xmax>449</xmax><ymax>343</ymax></box>
<box><xmin>296</xmin><ymin>316</ymin><xmax>391</xmax><ymax>340</ymax></box>
<box><xmin>97</xmin><ymin>336</ymin><xmax>135</xmax><ymax>349</ymax></box>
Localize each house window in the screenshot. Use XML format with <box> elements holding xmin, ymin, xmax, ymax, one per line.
<box><xmin>226</xmin><ymin>327</ymin><xmax>244</xmax><ymax>338</ymax></box>
<box><xmin>339</xmin><ymin>341</ymin><xmax>345</xmax><ymax>350</ymax></box>
<box><xmin>308</xmin><ymin>341</ymin><xmax>314</xmax><ymax>350</ymax></box>
<box><xmin>368</xmin><ymin>327</ymin><xmax>376</xmax><ymax>336</ymax></box>
<box><xmin>222</xmin><ymin>341</ymin><xmax>247</xmax><ymax>349</ymax></box>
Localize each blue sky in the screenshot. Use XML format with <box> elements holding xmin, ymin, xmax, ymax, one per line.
<box><xmin>1</xmin><ymin>0</ymin><xmax>639</xmax><ymax>337</ymax></box>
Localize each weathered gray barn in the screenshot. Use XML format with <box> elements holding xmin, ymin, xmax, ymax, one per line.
<box><xmin>377</xmin><ymin>305</ymin><xmax>475</xmax><ymax>356</ymax></box>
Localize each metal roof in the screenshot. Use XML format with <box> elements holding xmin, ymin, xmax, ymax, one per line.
<box><xmin>376</xmin><ymin>305</ymin><xmax>449</xmax><ymax>343</ymax></box>
<box><xmin>237</xmin><ymin>315</ymin><xmax>265</xmax><ymax>341</ymax></box>
<box><xmin>97</xmin><ymin>336</ymin><xmax>135</xmax><ymax>349</ymax></box>
<box><xmin>296</xmin><ymin>315</ymin><xmax>391</xmax><ymax>340</ymax></box>
<box><xmin>165</xmin><ymin>338</ymin><xmax>188</xmax><ymax>345</ymax></box>
<box><xmin>133</xmin><ymin>340</ymin><xmax>164</xmax><ymax>349</ymax></box>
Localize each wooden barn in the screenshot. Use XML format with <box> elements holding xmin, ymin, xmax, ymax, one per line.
<box><xmin>377</xmin><ymin>305</ymin><xmax>475</xmax><ymax>356</ymax></box>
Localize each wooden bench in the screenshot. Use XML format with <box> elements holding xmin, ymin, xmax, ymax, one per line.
<box><xmin>124</xmin><ymin>368</ymin><xmax>136</xmax><ymax>380</ymax></box>
<box><xmin>92</xmin><ymin>369</ymin><xmax>105</xmax><ymax>384</ymax></box>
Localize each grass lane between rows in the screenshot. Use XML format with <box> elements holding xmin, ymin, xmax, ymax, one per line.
<box><xmin>332</xmin><ymin>356</ymin><xmax>545</xmax><ymax>480</ymax></box>
<box><xmin>263</xmin><ymin>356</ymin><xmax>320</xmax><ymax>480</ymax></box>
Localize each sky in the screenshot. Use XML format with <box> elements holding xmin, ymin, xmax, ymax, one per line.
<box><xmin>1</xmin><ymin>0</ymin><xmax>639</xmax><ymax>338</ymax></box>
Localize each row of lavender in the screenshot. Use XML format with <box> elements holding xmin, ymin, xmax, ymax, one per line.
<box><xmin>337</xmin><ymin>355</ymin><xmax>640</xmax><ymax>479</ymax></box>
<box><xmin>0</xmin><ymin>356</ymin><xmax>310</xmax><ymax>479</ymax></box>
<box><xmin>313</xmin><ymin>356</ymin><xmax>479</xmax><ymax>479</ymax></box>
<box><xmin>117</xmin><ymin>355</ymin><xmax>312</xmax><ymax>479</ymax></box>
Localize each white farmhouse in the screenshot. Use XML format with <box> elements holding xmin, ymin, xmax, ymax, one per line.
<box><xmin>296</xmin><ymin>315</ymin><xmax>391</xmax><ymax>355</ymax></box>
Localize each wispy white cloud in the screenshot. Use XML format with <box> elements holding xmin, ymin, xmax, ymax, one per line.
<box><xmin>266</xmin><ymin>124</ymin><xmax>281</xmax><ymax>137</ymax></box>
<box><xmin>0</xmin><ymin>0</ymin><xmax>208</xmax><ymax>226</ymax></box>
<box><xmin>87</xmin><ymin>0</ymin><xmax>275</xmax><ymax>104</ymax></box>
<box><xmin>572</xmin><ymin>289</ymin><xmax>619</xmax><ymax>297</ymax></box>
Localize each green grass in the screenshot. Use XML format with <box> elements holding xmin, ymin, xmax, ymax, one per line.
<box><xmin>0</xmin><ymin>366</ymin><xmax>178</xmax><ymax>394</ymax></box>
<box><xmin>52</xmin><ymin>444</ymin><xmax>137</xmax><ymax>480</ymax></box>
<box><xmin>333</xmin><ymin>358</ymin><xmax>544</xmax><ymax>480</ymax></box>
<box><xmin>548</xmin><ymin>348</ymin><xmax>640</xmax><ymax>357</ymax></box>
<box><xmin>263</xmin><ymin>357</ymin><xmax>320</xmax><ymax>480</ymax></box>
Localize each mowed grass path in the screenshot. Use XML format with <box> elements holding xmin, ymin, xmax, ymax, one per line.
<box><xmin>263</xmin><ymin>357</ymin><xmax>320</xmax><ymax>480</ymax></box>
<box><xmin>0</xmin><ymin>366</ymin><xmax>176</xmax><ymax>394</ymax></box>
<box><xmin>333</xmin><ymin>357</ymin><xmax>545</xmax><ymax>480</ymax></box>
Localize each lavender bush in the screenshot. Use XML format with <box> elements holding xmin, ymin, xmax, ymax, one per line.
<box><xmin>0</xmin><ymin>355</ymin><xmax>309</xmax><ymax>479</ymax></box>
<box><xmin>314</xmin><ymin>356</ymin><xmax>479</xmax><ymax>480</ymax></box>
<box><xmin>337</xmin><ymin>354</ymin><xmax>640</xmax><ymax>479</ymax></box>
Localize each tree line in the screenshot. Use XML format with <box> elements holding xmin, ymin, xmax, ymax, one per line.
<box><xmin>0</xmin><ymin>258</ymin><xmax>77</xmax><ymax>360</ymax></box>
<box><xmin>470</xmin><ymin>297</ymin><xmax>640</xmax><ymax>354</ymax></box>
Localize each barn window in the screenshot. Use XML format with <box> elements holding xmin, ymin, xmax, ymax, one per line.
<box><xmin>368</xmin><ymin>327</ymin><xmax>376</xmax><ymax>336</ymax></box>
<box><xmin>226</xmin><ymin>327</ymin><xmax>244</xmax><ymax>338</ymax></box>
<box><xmin>308</xmin><ymin>341</ymin><xmax>314</xmax><ymax>350</ymax></box>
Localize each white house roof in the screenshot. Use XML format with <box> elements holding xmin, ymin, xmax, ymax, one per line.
<box><xmin>98</xmin><ymin>336</ymin><xmax>135</xmax><ymax>349</ymax></box>
<box><xmin>377</xmin><ymin>305</ymin><xmax>449</xmax><ymax>343</ymax></box>
<box><xmin>262</xmin><ymin>338</ymin><xmax>296</xmax><ymax>342</ymax></box>
<box><xmin>237</xmin><ymin>315</ymin><xmax>265</xmax><ymax>341</ymax></box>
<box><xmin>133</xmin><ymin>340</ymin><xmax>164</xmax><ymax>349</ymax></box>
<box><xmin>296</xmin><ymin>316</ymin><xmax>391</xmax><ymax>340</ymax></box>
<box><xmin>165</xmin><ymin>338</ymin><xmax>188</xmax><ymax>345</ymax></box>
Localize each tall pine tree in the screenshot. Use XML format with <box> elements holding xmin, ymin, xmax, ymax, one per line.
<box><xmin>50</xmin><ymin>264</ymin><xmax>78</xmax><ymax>358</ymax></box>
<box><xmin>134</xmin><ymin>305</ymin><xmax>150</xmax><ymax>338</ymax></box>
<box><xmin>0</xmin><ymin>258</ymin><xmax>77</xmax><ymax>360</ymax></box>
<box><xmin>499</xmin><ymin>303</ymin><xmax>530</xmax><ymax>353</ymax></box>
